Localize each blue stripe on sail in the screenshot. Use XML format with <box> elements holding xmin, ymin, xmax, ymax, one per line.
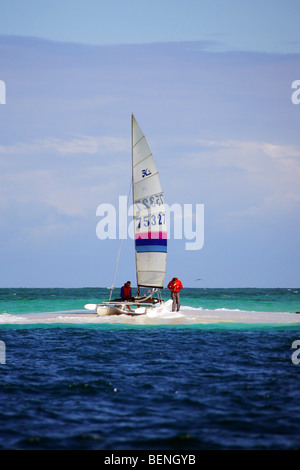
<box><xmin>135</xmin><ymin>238</ymin><xmax>167</xmax><ymax>252</ymax></box>
<box><xmin>136</xmin><ymin>245</ymin><xmax>167</xmax><ymax>253</ymax></box>
<box><xmin>136</xmin><ymin>239</ymin><xmax>167</xmax><ymax>247</ymax></box>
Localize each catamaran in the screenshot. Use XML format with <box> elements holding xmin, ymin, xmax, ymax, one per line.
<box><xmin>85</xmin><ymin>114</ymin><xmax>172</xmax><ymax>316</ymax></box>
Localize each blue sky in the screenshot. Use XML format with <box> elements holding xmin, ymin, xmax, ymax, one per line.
<box><xmin>0</xmin><ymin>1</ymin><xmax>300</xmax><ymax>288</ymax></box>
<box><xmin>1</xmin><ymin>0</ymin><xmax>300</xmax><ymax>53</ymax></box>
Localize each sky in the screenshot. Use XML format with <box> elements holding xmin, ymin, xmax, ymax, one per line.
<box><xmin>0</xmin><ymin>0</ymin><xmax>300</xmax><ymax>288</ymax></box>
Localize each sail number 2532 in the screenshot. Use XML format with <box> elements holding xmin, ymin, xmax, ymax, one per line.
<box><xmin>135</xmin><ymin>193</ymin><xmax>164</xmax><ymax>210</ymax></box>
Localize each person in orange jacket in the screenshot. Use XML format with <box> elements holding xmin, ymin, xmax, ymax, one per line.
<box><xmin>167</xmin><ymin>277</ymin><xmax>183</xmax><ymax>312</ymax></box>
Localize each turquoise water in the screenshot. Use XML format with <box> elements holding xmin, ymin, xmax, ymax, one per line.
<box><xmin>1</xmin><ymin>287</ymin><xmax>299</xmax><ymax>315</ymax></box>
<box><xmin>1</xmin><ymin>288</ymin><xmax>300</xmax><ymax>450</ymax></box>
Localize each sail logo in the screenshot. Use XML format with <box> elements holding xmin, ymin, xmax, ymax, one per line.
<box><xmin>96</xmin><ymin>196</ymin><xmax>204</xmax><ymax>251</ymax></box>
<box><xmin>0</xmin><ymin>341</ymin><xmax>6</xmax><ymax>364</ymax></box>
<box><xmin>291</xmin><ymin>80</ymin><xmax>300</xmax><ymax>105</ymax></box>
<box><xmin>142</xmin><ymin>168</ymin><xmax>151</xmax><ymax>178</ymax></box>
<box><xmin>0</xmin><ymin>80</ymin><xmax>6</xmax><ymax>104</ymax></box>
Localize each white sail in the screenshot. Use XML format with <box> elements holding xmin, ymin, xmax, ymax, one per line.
<box><xmin>132</xmin><ymin>114</ymin><xmax>167</xmax><ymax>288</ymax></box>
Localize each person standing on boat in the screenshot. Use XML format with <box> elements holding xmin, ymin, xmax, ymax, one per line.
<box><xmin>167</xmin><ymin>277</ymin><xmax>183</xmax><ymax>312</ymax></box>
<box><xmin>120</xmin><ymin>281</ymin><xmax>135</xmax><ymax>301</ymax></box>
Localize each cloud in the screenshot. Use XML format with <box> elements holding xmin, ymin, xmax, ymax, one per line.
<box><xmin>0</xmin><ymin>134</ymin><xmax>128</xmax><ymax>156</ymax></box>
<box><xmin>0</xmin><ymin>161</ymin><xmax>127</xmax><ymax>219</ymax></box>
<box><xmin>168</xmin><ymin>138</ymin><xmax>300</xmax><ymax>227</ymax></box>
<box><xmin>0</xmin><ymin>133</ymin><xmax>131</xmax><ymax>226</ymax></box>
<box><xmin>261</xmin><ymin>143</ymin><xmax>300</xmax><ymax>160</ymax></box>
<box><xmin>40</xmin><ymin>135</ymin><xmax>128</xmax><ymax>155</ymax></box>
<box><xmin>188</xmin><ymin>139</ymin><xmax>300</xmax><ymax>167</ymax></box>
<box><xmin>182</xmin><ymin>138</ymin><xmax>300</xmax><ymax>177</ymax></box>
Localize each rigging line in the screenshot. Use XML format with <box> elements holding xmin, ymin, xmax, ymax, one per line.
<box><xmin>109</xmin><ymin>182</ymin><xmax>132</xmax><ymax>301</ymax></box>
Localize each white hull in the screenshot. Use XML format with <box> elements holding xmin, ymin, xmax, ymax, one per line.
<box><xmin>97</xmin><ymin>305</ymin><xmax>128</xmax><ymax>316</ymax></box>
<box><xmin>91</xmin><ymin>299</ymin><xmax>173</xmax><ymax>317</ymax></box>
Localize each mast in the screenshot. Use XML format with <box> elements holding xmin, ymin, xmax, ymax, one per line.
<box><xmin>132</xmin><ymin>113</ymin><xmax>139</xmax><ymax>293</ymax></box>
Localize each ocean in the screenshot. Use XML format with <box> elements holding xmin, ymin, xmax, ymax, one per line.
<box><xmin>1</xmin><ymin>287</ymin><xmax>300</xmax><ymax>451</ymax></box>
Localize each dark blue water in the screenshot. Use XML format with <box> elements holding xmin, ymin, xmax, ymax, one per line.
<box><xmin>1</xmin><ymin>324</ymin><xmax>300</xmax><ymax>450</ymax></box>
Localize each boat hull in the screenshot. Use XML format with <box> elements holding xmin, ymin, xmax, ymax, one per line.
<box><xmin>95</xmin><ymin>299</ymin><xmax>172</xmax><ymax>316</ymax></box>
<box><xmin>96</xmin><ymin>305</ymin><xmax>127</xmax><ymax>316</ymax></box>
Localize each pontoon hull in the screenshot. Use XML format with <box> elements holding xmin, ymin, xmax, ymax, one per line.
<box><xmin>96</xmin><ymin>299</ymin><xmax>172</xmax><ymax>316</ymax></box>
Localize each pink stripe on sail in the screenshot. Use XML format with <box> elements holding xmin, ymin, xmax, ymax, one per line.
<box><xmin>135</xmin><ymin>232</ymin><xmax>167</xmax><ymax>240</ymax></box>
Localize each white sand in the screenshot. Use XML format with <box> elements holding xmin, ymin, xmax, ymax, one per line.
<box><xmin>1</xmin><ymin>306</ymin><xmax>300</xmax><ymax>326</ymax></box>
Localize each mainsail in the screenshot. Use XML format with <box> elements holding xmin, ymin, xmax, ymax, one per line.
<box><xmin>132</xmin><ymin>114</ymin><xmax>167</xmax><ymax>288</ymax></box>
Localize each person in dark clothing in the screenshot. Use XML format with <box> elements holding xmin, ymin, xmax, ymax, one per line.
<box><xmin>120</xmin><ymin>281</ymin><xmax>135</xmax><ymax>301</ymax></box>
